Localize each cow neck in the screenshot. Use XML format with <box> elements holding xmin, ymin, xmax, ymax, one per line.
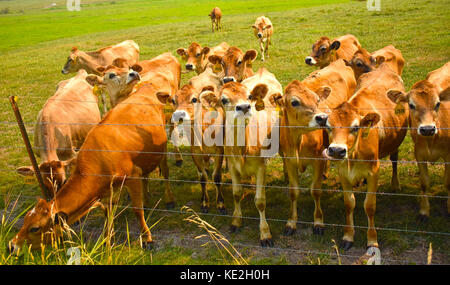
<box><xmin>283</xmin><ymin>109</ymin><xmax>303</xmax><ymax>150</ymax></box>
<box><xmin>77</xmin><ymin>51</ymin><xmax>102</xmax><ymax>75</ymax></box>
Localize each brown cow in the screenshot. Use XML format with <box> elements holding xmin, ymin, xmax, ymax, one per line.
<box><xmin>268</xmin><ymin>59</ymin><xmax>356</xmax><ymax>235</ymax></box>
<box><xmin>171</xmin><ymin>68</ymin><xmax>225</xmax><ymax>213</ymax></box>
<box><xmin>9</xmin><ymin>78</ymin><xmax>175</xmax><ymax>253</ymax></box>
<box><xmin>17</xmin><ymin>69</ymin><xmax>101</xmax><ymax>194</ymax></box>
<box><xmin>176</xmin><ymin>42</ymin><xmax>229</xmax><ymax>74</ymax></box>
<box><xmin>208</xmin><ymin>46</ymin><xmax>257</xmax><ymax>84</ymax></box>
<box><xmin>209</xmin><ymin>7</ymin><xmax>222</xmax><ymax>32</ymax></box>
<box><xmin>305</xmin><ymin>34</ymin><xmax>361</xmax><ymax>69</ymax></box>
<box><xmin>252</xmin><ymin>16</ymin><xmax>273</xmax><ymax>61</ymax></box>
<box><xmin>345</xmin><ymin>45</ymin><xmax>405</xmax><ymax>80</ymax></box>
<box><xmin>387</xmin><ymin>61</ymin><xmax>450</xmax><ymax>220</ymax></box>
<box><xmin>323</xmin><ymin>63</ymin><xmax>408</xmax><ymax>250</ymax></box>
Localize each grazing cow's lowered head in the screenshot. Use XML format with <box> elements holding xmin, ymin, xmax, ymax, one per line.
<box><xmin>61</xmin><ymin>47</ymin><xmax>82</xmax><ymax>74</ymax></box>
<box><xmin>305</xmin><ymin>37</ymin><xmax>341</xmax><ymax>68</ymax></box>
<box><xmin>270</xmin><ymin>80</ymin><xmax>331</xmax><ymax>131</ymax></box>
<box><xmin>8</xmin><ymin>198</ymin><xmax>67</xmax><ymax>254</ymax></box>
<box><xmin>208</xmin><ymin>47</ymin><xmax>257</xmax><ymax>84</ymax></box>
<box><xmin>387</xmin><ymin>80</ymin><xmax>450</xmax><ymax>137</ymax></box>
<box><xmin>85</xmin><ymin>58</ymin><xmax>142</xmax><ymax>107</ymax></box>
<box><xmin>324</xmin><ymin>102</ymin><xmax>380</xmax><ymax>160</ymax></box>
<box><xmin>176</xmin><ymin>42</ymin><xmax>212</xmax><ymax>73</ymax></box>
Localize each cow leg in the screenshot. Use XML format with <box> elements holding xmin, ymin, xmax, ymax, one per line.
<box><xmin>390</xmin><ymin>151</ymin><xmax>401</xmax><ymax>192</ymax></box>
<box><xmin>265</xmin><ymin>39</ymin><xmax>270</xmax><ymax>59</ymax></box>
<box><xmin>230</xmin><ymin>165</ymin><xmax>243</xmax><ymax>232</ymax></box>
<box><xmin>341</xmin><ymin>178</ymin><xmax>355</xmax><ymax>251</ymax></box>
<box><xmin>260</xmin><ymin>40</ymin><xmax>265</xmax><ymax>61</ymax></box>
<box><xmin>255</xmin><ymin>164</ymin><xmax>272</xmax><ymax>247</ymax></box>
<box><xmin>365</xmin><ymin>172</ymin><xmax>379</xmax><ymax>248</ymax></box>
<box><xmin>192</xmin><ymin>153</ymin><xmax>209</xmax><ymax>213</ymax></box>
<box><xmin>444</xmin><ymin>163</ymin><xmax>450</xmax><ymax>216</ymax></box>
<box><xmin>418</xmin><ymin>161</ymin><xmax>430</xmax><ymax>220</ymax></box>
<box><xmin>169</xmin><ymin>124</ymin><xmax>183</xmax><ymax>166</ymax></box>
<box><xmin>311</xmin><ymin>160</ymin><xmax>325</xmax><ymax>235</ymax></box>
<box><xmin>211</xmin><ymin>20</ymin><xmax>214</xmax><ymax>32</ymax></box>
<box><xmin>160</xmin><ymin>150</ymin><xmax>175</xmax><ymax>209</ymax></box>
<box><xmin>284</xmin><ymin>158</ymin><xmax>299</xmax><ymax>235</ymax></box>
<box><xmin>213</xmin><ymin>153</ymin><xmax>226</xmax><ymax>214</ymax></box>
<box><xmin>125</xmin><ymin>169</ymin><xmax>153</xmax><ymax>249</ymax></box>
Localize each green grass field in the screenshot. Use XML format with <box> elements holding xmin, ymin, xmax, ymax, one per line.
<box><xmin>0</xmin><ymin>0</ymin><xmax>449</xmax><ymax>265</ymax></box>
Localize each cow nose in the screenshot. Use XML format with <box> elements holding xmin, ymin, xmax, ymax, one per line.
<box><xmin>185</xmin><ymin>64</ymin><xmax>194</xmax><ymax>70</ymax></box>
<box><xmin>257</xmin><ymin>33</ymin><xmax>262</xmax><ymax>38</ymax></box>
<box><xmin>236</xmin><ymin>104</ymin><xmax>251</xmax><ymax>115</ymax></box>
<box><xmin>223</xmin><ymin>77</ymin><xmax>235</xmax><ymax>84</ymax></box>
<box><xmin>418</xmin><ymin>125</ymin><xmax>436</xmax><ymax>136</ymax></box>
<box><xmin>61</xmin><ymin>69</ymin><xmax>68</xmax><ymax>74</ymax></box>
<box><xmin>305</xmin><ymin>57</ymin><xmax>312</xmax><ymax>65</ymax></box>
<box><xmin>7</xmin><ymin>241</ymin><xmax>15</xmax><ymax>254</ymax></box>
<box><xmin>314</xmin><ymin>114</ymin><xmax>328</xmax><ymax>127</ymax></box>
<box><xmin>327</xmin><ymin>146</ymin><xmax>346</xmax><ymax>159</ymax></box>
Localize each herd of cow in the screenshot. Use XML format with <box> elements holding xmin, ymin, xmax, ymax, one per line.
<box><xmin>8</xmin><ymin>12</ymin><xmax>450</xmax><ymax>255</ymax></box>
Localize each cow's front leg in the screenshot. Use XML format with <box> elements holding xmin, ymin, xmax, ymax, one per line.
<box><xmin>284</xmin><ymin>157</ymin><xmax>299</xmax><ymax>235</ymax></box>
<box><xmin>160</xmin><ymin>149</ymin><xmax>175</xmax><ymax>209</ymax></box>
<box><xmin>311</xmin><ymin>160</ymin><xmax>325</xmax><ymax>235</ymax></box>
<box><xmin>259</xmin><ymin>40</ymin><xmax>265</xmax><ymax>61</ymax></box>
<box><xmin>341</xmin><ymin>178</ymin><xmax>355</xmax><ymax>251</ymax></box>
<box><xmin>212</xmin><ymin>152</ymin><xmax>226</xmax><ymax>214</ymax></box>
<box><xmin>192</xmin><ymin>153</ymin><xmax>209</xmax><ymax>213</ymax></box>
<box><xmin>417</xmin><ymin>161</ymin><xmax>430</xmax><ymax>221</ymax></box>
<box><xmin>365</xmin><ymin>170</ymin><xmax>379</xmax><ymax>248</ymax></box>
<box><xmin>265</xmin><ymin>39</ymin><xmax>270</xmax><ymax>59</ymax></box>
<box><xmin>389</xmin><ymin>151</ymin><xmax>401</xmax><ymax>192</ymax></box>
<box><xmin>255</xmin><ymin>164</ymin><xmax>272</xmax><ymax>247</ymax></box>
<box><xmin>230</xmin><ymin>165</ymin><xmax>243</xmax><ymax>232</ymax></box>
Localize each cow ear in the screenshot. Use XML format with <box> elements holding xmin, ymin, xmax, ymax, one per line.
<box><xmin>330</xmin><ymin>41</ymin><xmax>341</xmax><ymax>51</ymax></box>
<box><xmin>200</xmin><ymin>91</ymin><xmax>219</xmax><ymax>109</ymax></box>
<box><xmin>96</xmin><ymin>66</ymin><xmax>106</xmax><ymax>74</ymax></box>
<box><xmin>156</xmin><ymin>92</ymin><xmax>172</xmax><ymax>104</ymax></box>
<box><xmin>370</xmin><ymin>56</ymin><xmax>377</xmax><ymax>66</ymax></box>
<box><xmin>316</xmin><ymin>86</ymin><xmax>332</xmax><ymax>101</ymax></box>
<box><xmin>85</xmin><ymin>74</ymin><xmax>103</xmax><ymax>87</ymax></box>
<box><xmin>202</xmin><ymin>47</ymin><xmax>210</xmax><ymax>55</ymax></box>
<box><xmin>375</xmin><ymin>55</ymin><xmax>385</xmax><ymax>66</ymax></box>
<box><xmin>264</xmin><ymin>24</ymin><xmax>272</xmax><ymax>30</ymax></box>
<box><xmin>53</xmin><ymin>212</ymin><xmax>68</xmax><ymax>225</ymax></box>
<box><xmin>360</xmin><ymin>113</ymin><xmax>380</xmax><ymax>128</ymax></box>
<box><xmin>17</xmin><ymin>166</ymin><xmax>35</xmax><ymax>176</ymax></box>
<box><xmin>201</xmin><ymin>85</ymin><xmax>215</xmax><ymax>93</ymax></box>
<box><xmin>269</xmin><ymin>93</ymin><xmax>284</xmax><ymax>107</ymax></box>
<box><xmin>71</xmin><ymin>46</ymin><xmax>78</xmax><ymax>53</ymax></box>
<box><xmin>130</xmin><ymin>64</ymin><xmax>142</xmax><ymax>73</ymax></box>
<box><xmin>251</xmin><ymin>84</ymin><xmax>269</xmax><ymax>100</ymax></box>
<box><xmin>111</xmin><ymin>58</ymin><xmax>128</xmax><ymax>68</ymax></box>
<box><xmin>176</xmin><ymin>48</ymin><xmax>187</xmax><ymax>57</ymax></box>
<box><xmin>208</xmin><ymin>55</ymin><xmax>222</xmax><ymax>65</ymax></box>
<box><xmin>251</xmin><ymin>25</ymin><xmax>257</xmax><ymax>29</ymax></box>
<box><xmin>387</xmin><ymin>89</ymin><xmax>408</xmax><ymax>104</ymax></box>
<box><xmin>243</xmin><ymin>50</ymin><xmax>257</xmax><ymax>62</ymax></box>
<box><xmin>439</xmin><ymin>87</ymin><xmax>450</xmax><ymax>101</ymax></box>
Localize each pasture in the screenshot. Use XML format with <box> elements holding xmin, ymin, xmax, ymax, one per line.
<box><xmin>0</xmin><ymin>0</ymin><xmax>449</xmax><ymax>265</ymax></box>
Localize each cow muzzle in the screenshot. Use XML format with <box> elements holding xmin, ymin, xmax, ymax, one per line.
<box><xmin>126</xmin><ymin>71</ymin><xmax>140</xmax><ymax>84</ymax></box>
<box><xmin>305</xmin><ymin>56</ymin><xmax>317</xmax><ymax>66</ymax></box>
<box><xmin>418</xmin><ymin>125</ymin><xmax>437</xmax><ymax>136</ymax></box>
<box><xmin>223</xmin><ymin>77</ymin><xmax>236</xmax><ymax>84</ymax></box>
<box><xmin>257</xmin><ymin>33</ymin><xmax>263</xmax><ymax>38</ymax></box>
<box><xmin>313</xmin><ymin>113</ymin><xmax>328</xmax><ymax>127</ymax></box>
<box><xmin>325</xmin><ymin>144</ymin><xmax>347</xmax><ymax>160</ymax></box>
<box><xmin>61</xmin><ymin>69</ymin><xmax>69</xmax><ymax>75</ymax></box>
<box><xmin>185</xmin><ymin>63</ymin><xmax>195</xmax><ymax>71</ymax></box>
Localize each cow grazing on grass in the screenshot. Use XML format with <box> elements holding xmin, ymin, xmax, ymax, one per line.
<box><xmin>387</xmin><ymin>61</ymin><xmax>450</xmax><ymax>220</ymax></box>
<box><xmin>171</xmin><ymin>68</ymin><xmax>225</xmax><ymax>213</ymax></box>
<box><xmin>345</xmin><ymin>45</ymin><xmax>405</xmax><ymax>80</ymax></box>
<box><xmin>176</xmin><ymin>42</ymin><xmax>229</xmax><ymax>74</ymax></box>
<box><xmin>252</xmin><ymin>16</ymin><xmax>273</xmax><ymax>61</ymax></box>
<box><xmin>268</xmin><ymin>59</ymin><xmax>356</xmax><ymax>235</ymax></box>
<box><xmin>323</xmin><ymin>63</ymin><xmax>408</xmax><ymax>250</ymax></box>
<box><xmin>209</xmin><ymin>7</ymin><xmax>222</xmax><ymax>32</ymax></box>
<box><xmin>305</xmin><ymin>34</ymin><xmax>361</xmax><ymax>69</ymax></box>
<box><xmin>16</xmin><ymin>69</ymin><xmax>101</xmax><ymax>194</ymax></box>
<box><xmin>208</xmin><ymin>46</ymin><xmax>257</xmax><ymax>84</ymax></box>
<box><xmin>9</xmin><ymin>80</ymin><xmax>175</xmax><ymax>254</ymax></box>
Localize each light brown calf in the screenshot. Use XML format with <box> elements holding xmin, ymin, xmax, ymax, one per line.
<box><xmin>9</xmin><ymin>79</ymin><xmax>174</xmax><ymax>253</ymax></box>
<box><xmin>387</xmin><ymin>61</ymin><xmax>450</xmax><ymax>220</ymax></box>
<box><xmin>208</xmin><ymin>46</ymin><xmax>257</xmax><ymax>84</ymax></box>
<box><xmin>269</xmin><ymin>59</ymin><xmax>356</xmax><ymax>235</ymax></box>
<box><xmin>252</xmin><ymin>16</ymin><xmax>273</xmax><ymax>61</ymax></box>
<box><xmin>305</xmin><ymin>34</ymin><xmax>361</xmax><ymax>69</ymax></box>
<box><xmin>176</xmin><ymin>42</ymin><xmax>229</xmax><ymax>74</ymax></box>
<box><xmin>209</xmin><ymin>7</ymin><xmax>222</xmax><ymax>32</ymax></box>
<box><xmin>323</xmin><ymin>63</ymin><xmax>408</xmax><ymax>250</ymax></box>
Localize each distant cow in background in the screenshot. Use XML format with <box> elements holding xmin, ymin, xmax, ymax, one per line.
<box><xmin>252</xmin><ymin>16</ymin><xmax>273</xmax><ymax>61</ymax></box>
<box><xmin>209</xmin><ymin>7</ymin><xmax>222</xmax><ymax>32</ymax></box>
<box><xmin>305</xmin><ymin>34</ymin><xmax>361</xmax><ymax>69</ymax></box>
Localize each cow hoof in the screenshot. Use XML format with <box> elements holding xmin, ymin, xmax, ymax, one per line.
<box><xmin>141</xmin><ymin>241</ymin><xmax>154</xmax><ymax>251</ymax></box>
<box><xmin>418</xmin><ymin>214</ymin><xmax>429</xmax><ymax>223</ymax></box>
<box><xmin>230</xmin><ymin>225</ymin><xmax>241</xmax><ymax>233</ymax></box>
<box><xmin>313</xmin><ymin>226</ymin><xmax>325</xmax><ymax>236</ymax></box>
<box><xmin>200</xmin><ymin>205</ymin><xmax>209</xmax><ymax>213</ymax></box>
<box><xmin>175</xmin><ymin>160</ymin><xmax>183</xmax><ymax>167</ymax></box>
<box><xmin>340</xmin><ymin>240</ymin><xmax>353</xmax><ymax>251</ymax></box>
<box><xmin>217</xmin><ymin>207</ymin><xmax>227</xmax><ymax>215</ymax></box>
<box><xmin>166</xmin><ymin>202</ymin><xmax>175</xmax><ymax>209</ymax></box>
<box><xmin>260</xmin><ymin>239</ymin><xmax>274</xmax><ymax>248</ymax></box>
<box><xmin>283</xmin><ymin>226</ymin><xmax>296</xmax><ymax>236</ymax></box>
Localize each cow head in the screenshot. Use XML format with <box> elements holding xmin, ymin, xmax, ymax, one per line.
<box><xmin>305</xmin><ymin>37</ymin><xmax>341</xmax><ymax>68</ymax></box>
<box><xmin>387</xmin><ymin>80</ymin><xmax>449</xmax><ymax>137</ymax></box>
<box><xmin>61</xmin><ymin>47</ymin><xmax>81</xmax><ymax>74</ymax></box>
<box><xmin>324</xmin><ymin>102</ymin><xmax>380</xmax><ymax>160</ymax></box>
<box><xmin>85</xmin><ymin>58</ymin><xmax>142</xmax><ymax>107</ymax></box>
<box><xmin>344</xmin><ymin>49</ymin><xmax>376</xmax><ymax>80</ymax></box>
<box><xmin>176</xmin><ymin>43</ymin><xmax>211</xmax><ymax>73</ymax></box>
<box><xmin>252</xmin><ymin>22</ymin><xmax>272</xmax><ymax>39</ymax></box>
<box><xmin>270</xmin><ymin>80</ymin><xmax>331</xmax><ymax>132</ymax></box>
<box><xmin>8</xmin><ymin>199</ymin><xmax>68</xmax><ymax>254</ymax></box>
<box><xmin>208</xmin><ymin>47</ymin><xmax>257</xmax><ymax>84</ymax></box>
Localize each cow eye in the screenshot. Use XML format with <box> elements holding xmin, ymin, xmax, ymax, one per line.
<box><xmin>356</xmin><ymin>62</ymin><xmax>363</xmax><ymax>67</ymax></box>
<box><xmin>291</xmin><ymin>100</ymin><xmax>300</xmax><ymax>107</ymax></box>
<box><xmin>237</xmin><ymin>60</ymin><xmax>242</xmax><ymax>66</ymax></box>
<box><xmin>108</xmin><ymin>73</ymin><xmax>116</xmax><ymax>79</ymax></box>
<box><xmin>434</xmin><ymin>102</ymin><xmax>440</xmax><ymax>111</ymax></box>
<box><xmin>196</xmin><ymin>53</ymin><xmax>201</xmax><ymax>58</ymax></box>
<box><xmin>320</xmin><ymin>46</ymin><xmax>327</xmax><ymax>52</ymax></box>
<box><xmin>191</xmin><ymin>97</ymin><xmax>198</xmax><ymax>103</ymax></box>
<box><xmin>29</xmin><ymin>227</ymin><xmax>40</xmax><ymax>233</ymax></box>
<box><xmin>221</xmin><ymin>97</ymin><xmax>229</xmax><ymax>105</ymax></box>
<box><xmin>408</xmin><ymin>103</ymin><xmax>415</xmax><ymax>110</ymax></box>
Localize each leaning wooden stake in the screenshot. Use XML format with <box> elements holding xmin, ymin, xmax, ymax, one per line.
<box><xmin>9</xmin><ymin>96</ymin><xmax>51</xmax><ymax>200</ymax></box>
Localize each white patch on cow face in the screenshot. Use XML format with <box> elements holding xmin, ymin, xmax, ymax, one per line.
<box><xmin>305</xmin><ymin>56</ymin><xmax>317</xmax><ymax>65</ymax></box>
<box><xmin>126</xmin><ymin>70</ymin><xmax>140</xmax><ymax>84</ymax></box>
<box><xmin>233</xmin><ymin>99</ymin><xmax>252</xmax><ymax>119</ymax></box>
